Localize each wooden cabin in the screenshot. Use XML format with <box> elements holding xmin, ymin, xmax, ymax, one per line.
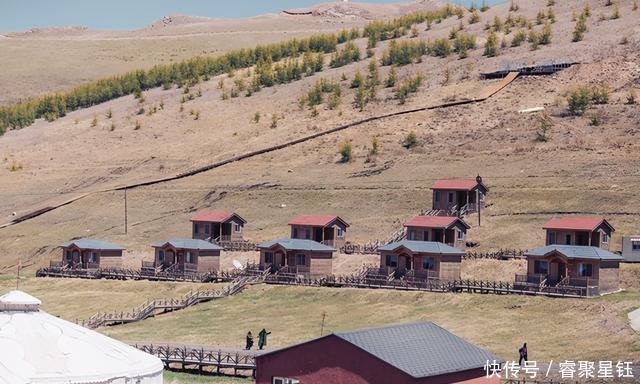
<box><xmin>258</xmin><ymin>238</ymin><xmax>335</xmax><ymax>277</ymax></box>
<box><xmin>431</xmin><ymin>176</ymin><xmax>487</xmax><ymax>213</ymax></box>
<box><xmin>58</xmin><ymin>239</ymin><xmax>124</xmax><ymax>269</ymax></box>
<box><xmin>190</xmin><ymin>211</ymin><xmax>247</xmax><ymax>242</ymax></box>
<box><xmin>151</xmin><ymin>238</ymin><xmax>222</xmax><ymax>273</ymax></box>
<box><xmin>256</xmin><ymin>321</ymin><xmax>503</xmax><ymax>384</ymax></box>
<box><xmin>543</xmin><ymin>216</ymin><xmax>615</xmax><ymax>250</ymax></box>
<box><xmin>622</xmin><ymin>236</ymin><xmax>640</xmax><ymax>262</ymax></box>
<box><xmin>404</xmin><ymin>216</ymin><xmax>470</xmax><ymax>247</ymax></box>
<box><xmin>288</xmin><ymin>215</ymin><xmax>349</xmax><ymax>248</ymax></box>
<box><xmin>516</xmin><ymin>245</ymin><xmax>622</xmax><ymax>296</ymax></box>
<box><xmin>377</xmin><ymin>240</ymin><xmax>464</xmax><ymax>281</ymax></box>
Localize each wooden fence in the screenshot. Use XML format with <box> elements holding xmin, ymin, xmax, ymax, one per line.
<box><xmin>134</xmin><ymin>343</ymin><xmax>256</xmax><ymax>377</ymax></box>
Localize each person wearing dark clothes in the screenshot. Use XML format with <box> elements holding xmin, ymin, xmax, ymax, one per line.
<box><xmin>245</xmin><ymin>331</ymin><xmax>254</xmax><ymax>350</ymax></box>
<box><xmin>518</xmin><ymin>342</ymin><xmax>528</xmax><ymax>365</ymax></box>
<box><xmin>258</xmin><ymin>328</ymin><xmax>271</xmax><ymax>350</ymax></box>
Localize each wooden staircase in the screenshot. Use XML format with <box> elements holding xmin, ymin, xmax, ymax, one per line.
<box><xmin>80</xmin><ymin>272</ymin><xmax>268</xmax><ymax>329</ymax></box>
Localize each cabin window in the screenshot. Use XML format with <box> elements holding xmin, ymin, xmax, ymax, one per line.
<box><xmin>422</xmin><ymin>257</ymin><xmax>435</xmax><ymax>270</ymax></box>
<box><xmin>534</xmin><ymin>260</ymin><xmax>549</xmax><ymax>275</ymax></box>
<box><xmin>295</xmin><ymin>254</ymin><xmax>306</xmax><ymax>266</ymax></box>
<box><xmin>548</xmin><ymin>232</ymin><xmax>556</xmax><ymax>245</ymax></box>
<box><xmin>158</xmin><ymin>250</ymin><xmax>165</xmax><ymax>263</ymax></box>
<box><xmin>448</xmin><ymin>193</ymin><xmax>454</xmax><ymax>203</ymax></box>
<box><xmin>234</xmin><ymin>223</ymin><xmax>242</xmax><ymax>233</ymax></box>
<box><xmin>273</xmin><ymin>378</ymin><xmax>300</xmax><ymax>384</ymax></box>
<box><xmin>408</xmin><ymin>230</ymin><xmax>416</xmax><ymax>240</ymax></box>
<box><xmin>435</xmin><ymin>191</ymin><xmax>441</xmax><ymax>202</ymax></box>
<box><xmin>65</xmin><ymin>251</ymin><xmax>72</xmax><ymax>260</ymax></box>
<box><xmin>633</xmin><ymin>241</ymin><xmax>640</xmax><ymax>251</ymax></box>
<box><xmin>578</xmin><ymin>263</ymin><xmax>593</xmax><ymax>277</ymax></box>
<box><xmin>385</xmin><ymin>255</ymin><xmax>398</xmax><ymax>267</ymax></box>
<box><xmin>89</xmin><ymin>252</ymin><xmax>97</xmax><ymax>263</ymax></box>
<box><xmin>602</xmin><ymin>233</ymin><xmax>609</xmax><ymax>243</ymax></box>
<box><xmin>457</xmin><ymin>230</ymin><xmax>464</xmax><ymax>240</ymax></box>
<box><xmin>186</xmin><ymin>252</ymin><xmax>193</xmax><ymax>263</ymax></box>
<box><xmin>293</xmin><ymin>228</ymin><xmax>298</xmax><ymax>238</ymax></box>
<box><xmin>336</xmin><ymin>228</ymin><xmax>344</xmax><ymax>238</ymax></box>
<box><xmin>205</xmin><ymin>224</ymin><xmax>210</xmax><ymax>234</ymax></box>
<box><xmin>264</xmin><ymin>252</ymin><xmax>274</xmax><ymax>264</ymax></box>
<box><xmin>423</xmin><ymin>231</ymin><xmax>429</xmax><ymax>241</ymax></box>
<box><xmin>305</xmin><ymin>229</ymin><xmax>310</xmax><ymax>239</ymax></box>
<box><xmin>194</xmin><ymin>223</ymin><xmax>199</xmax><ymax>233</ymax></box>
<box><xmin>565</xmin><ymin>234</ymin><xmax>571</xmax><ymax>245</ymax></box>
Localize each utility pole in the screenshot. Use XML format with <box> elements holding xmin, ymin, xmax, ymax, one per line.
<box><xmin>124</xmin><ymin>188</ymin><xmax>128</xmax><ymax>234</ymax></box>
<box><xmin>320</xmin><ymin>312</ymin><xmax>327</xmax><ymax>336</ymax></box>
<box><xmin>476</xmin><ymin>175</ymin><xmax>482</xmax><ymax>227</ymax></box>
<box><xmin>16</xmin><ymin>259</ymin><xmax>21</xmax><ymax>289</ymax></box>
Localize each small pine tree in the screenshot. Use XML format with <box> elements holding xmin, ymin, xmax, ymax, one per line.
<box><xmin>370</xmin><ymin>136</ymin><xmax>379</xmax><ymax>155</ymax></box>
<box><xmin>91</xmin><ymin>115</ymin><xmax>97</xmax><ymax>127</ymax></box>
<box><xmin>484</xmin><ymin>31</ymin><xmax>499</xmax><ymax>57</ymax></box>
<box><xmin>567</xmin><ymin>88</ymin><xmax>590</xmax><ymax>115</ymax></box>
<box><xmin>106</xmin><ymin>108</ymin><xmax>112</xmax><ymax>119</ymax></box>
<box><xmin>610</xmin><ymin>5</ymin><xmax>620</xmax><ymax>19</ymax></box>
<box><xmin>339</xmin><ymin>141</ymin><xmax>352</xmax><ymax>163</ymax></box>
<box><xmin>469</xmin><ymin>10</ymin><xmax>480</xmax><ymax>24</ymax></box>
<box><xmin>351</xmin><ymin>71</ymin><xmax>365</xmax><ymax>89</ymax></box>
<box><xmin>134</xmin><ymin>120</ymin><xmax>141</xmax><ymax>130</ymax></box>
<box><xmin>626</xmin><ymin>89</ymin><xmax>637</xmax><ymax>104</ymax></box>
<box><xmin>540</xmin><ymin>23</ymin><xmax>552</xmax><ymax>45</ymax></box>
<box><xmin>402</xmin><ymin>132</ymin><xmax>418</xmax><ymax>149</ymax></box>
<box><xmin>511</xmin><ymin>30</ymin><xmax>527</xmax><ymax>46</ymax></box>
<box><xmin>270</xmin><ymin>114</ymin><xmax>278</xmax><ymax>129</ymax></box>
<box><xmin>253</xmin><ymin>111</ymin><xmax>261</xmax><ymax>123</ymax></box>
<box><xmin>385</xmin><ymin>67</ymin><xmax>397</xmax><ymax>88</ymax></box>
<box><xmin>353</xmin><ymin>85</ymin><xmax>367</xmax><ymax>112</ymax></box>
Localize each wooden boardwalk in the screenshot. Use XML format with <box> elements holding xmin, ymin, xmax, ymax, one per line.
<box><xmin>133</xmin><ymin>343</ymin><xmax>257</xmax><ymax>377</ymax></box>
<box><xmin>79</xmin><ymin>272</ymin><xmax>268</xmax><ymax>329</ymax></box>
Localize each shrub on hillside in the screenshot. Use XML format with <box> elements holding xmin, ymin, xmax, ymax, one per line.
<box><xmin>402</xmin><ymin>132</ymin><xmax>418</xmax><ymax>149</ymax></box>
<box><xmin>567</xmin><ymin>87</ymin><xmax>591</xmax><ymax>115</ymax></box>
<box><xmin>339</xmin><ymin>141</ymin><xmax>352</xmax><ymax>162</ymax></box>
<box><xmin>484</xmin><ymin>31</ymin><xmax>499</xmax><ymax>57</ymax></box>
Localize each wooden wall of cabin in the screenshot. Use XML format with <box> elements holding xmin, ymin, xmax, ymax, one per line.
<box><xmin>598</xmin><ymin>261</ymin><xmax>620</xmax><ymax>294</ymax></box>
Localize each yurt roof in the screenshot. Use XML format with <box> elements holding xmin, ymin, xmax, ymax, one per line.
<box><xmin>0</xmin><ymin>290</ymin><xmax>163</xmax><ymax>384</ymax></box>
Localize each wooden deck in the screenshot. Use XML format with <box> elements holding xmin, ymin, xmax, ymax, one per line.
<box><xmin>133</xmin><ymin>343</ymin><xmax>257</xmax><ymax>377</ymax></box>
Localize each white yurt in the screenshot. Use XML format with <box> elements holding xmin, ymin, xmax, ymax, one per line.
<box><xmin>0</xmin><ymin>290</ymin><xmax>164</xmax><ymax>384</ymax></box>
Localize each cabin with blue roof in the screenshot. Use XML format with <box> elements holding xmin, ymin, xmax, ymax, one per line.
<box><xmin>377</xmin><ymin>240</ymin><xmax>464</xmax><ymax>281</ymax></box>
<box><xmin>151</xmin><ymin>238</ymin><xmax>223</xmax><ymax>274</ymax></box>
<box><xmin>58</xmin><ymin>238</ymin><xmax>124</xmax><ymax>269</ymax></box>
<box><xmin>258</xmin><ymin>238</ymin><xmax>335</xmax><ymax>277</ymax></box>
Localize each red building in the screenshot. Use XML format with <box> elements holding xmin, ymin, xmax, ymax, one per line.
<box><xmin>542</xmin><ymin>216</ymin><xmax>614</xmax><ymax>250</ymax></box>
<box><xmin>190</xmin><ymin>210</ymin><xmax>246</xmax><ymax>242</ymax></box>
<box><xmin>256</xmin><ymin>321</ymin><xmax>502</xmax><ymax>384</ymax></box>
<box><xmin>404</xmin><ymin>215</ymin><xmax>470</xmax><ymax>247</ymax></box>
<box><xmin>288</xmin><ymin>215</ymin><xmax>349</xmax><ymax>248</ymax></box>
<box><xmin>431</xmin><ymin>176</ymin><xmax>487</xmax><ymax>213</ymax></box>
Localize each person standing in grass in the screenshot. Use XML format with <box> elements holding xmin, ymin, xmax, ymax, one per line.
<box><xmin>518</xmin><ymin>342</ymin><xmax>528</xmax><ymax>365</ymax></box>
<box><xmin>245</xmin><ymin>331</ymin><xmax>254</xmax><ymax>350</ymax></box>
<box><xmin>258</xmin><ymin>328</ymin><xmax>271</xmax><ymax>350</ymax></box>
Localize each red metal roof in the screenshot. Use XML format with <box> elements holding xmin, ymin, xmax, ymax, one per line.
<box><xmin>190</xmin><ymin>211</ymin><xmax>236</xmax><ymax>223</ymax></box>
<box><xmin>404</xmin><ymin>216</ymin><xmax>469</xmax><ymax>229</ymax></box>
<box><xmin>431</xmin><ymin>179</ymin><xmax>479</xmax><ymax>191</ymax></box>
<box><xmin>288</xmin><ymin>215</ymin><xmax>348</xmax><ymax>227</ymax></box>
<box><xmin>542</xmin><ymin>217</ymin><xmax>610</xmax><ymax>231</ymax></box>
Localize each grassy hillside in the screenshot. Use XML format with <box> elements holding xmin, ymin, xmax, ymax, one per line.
<box><xmin>0</xmin><ymin>0</ymin><xmax>638</xmax><ymax>271</ymax></box>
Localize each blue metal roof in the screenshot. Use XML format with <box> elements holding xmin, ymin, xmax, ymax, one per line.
<box><xmin>378</xmin><ymin>240</ymin><xmax>464</xmax><ymax>255</ymax></box>
<box><xmin>152</xmin><ymin>238</ymin><xmax>222</xmax><ymax>250</ymax></box>
<box><xmin>257</xmin><ymin>238</ymin><xmax>335</xmax><ymax>252</ymax></box>
<box><xmin>258</xmin><ymin>321</ymin><xmax>503</xmax><ymax>379</ymax></box>
<box><xmin>525</xmin><ymin>245</ymin><xmax>622</xmax><ymax>261</ymax></box>
<box><xmin>59</xmin><ymin>238</ymin><xmax>124</xmax><ymax>250</ymax></box>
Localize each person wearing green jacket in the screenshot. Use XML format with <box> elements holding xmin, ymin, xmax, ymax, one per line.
<box><xmin>258</xmin><ymin>328</ymin><xmax>271</xmax><ymax>350</ymax></box>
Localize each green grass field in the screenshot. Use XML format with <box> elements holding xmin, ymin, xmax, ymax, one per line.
<box><xmin>101</xmin><ymin>284</ymin><xmax>640</xmax><ymax>363</ymax></box>
<box><xmin>164</xmin><ymin>371</ymin><xmax>252</xmax><ymax>384</ymax></box>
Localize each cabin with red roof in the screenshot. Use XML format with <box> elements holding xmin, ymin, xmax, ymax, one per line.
<box><xmin>404</xmin><ymin>216</ymin><xmax>470</xmax><ymax>247</ymax></box>
<box><xmin>543</xmin><ymin>216</ymin><xmax>615</xmax><ymax>250</ymax></box>
<box><xmin>190</xmin><ymin>211</ymin><xmax>247</xmax><ymax>242</ymax></box>
<box><xmin>288</xmin><ymin>215</ymin><xmax>350</xmax><ymax>248</ymax></box>
<box><xmin>431</xmin><ymin>176</ymin><xmax>487</xmax><ymax>214</ymax></box>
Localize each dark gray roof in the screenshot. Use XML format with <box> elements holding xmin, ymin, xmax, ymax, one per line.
<box><xmin>59</xmin><ymin>238</ymin><xmax>124</xmax><ymax>250</ymax></box>
<box><xmin>378</xmin><ymin>240</ymin><xmax>464</xmax><ymax>255</ymax></box>
<box><xmin>257</xmin><ymin>238</ymin><xmax>334</xmax><ymax>252</ymax></box>
<box><xmin>259</xmin><ymin>322</ymin><xmax>502</xmax><ymax>378</ymax></box>
<box><xmin>335</xmin><ymin>322</ymin><xmax>503</xmax><ymax>378</ymax></box>
<box><xmin>152</xmin><ymin>238</ymin><xmax>222</xmax><ymax>250</ymax></box>
<box><xmin>525</xmin><ymin>245</ymin><xmax>622</xmax><ymax>261</ymax></box>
